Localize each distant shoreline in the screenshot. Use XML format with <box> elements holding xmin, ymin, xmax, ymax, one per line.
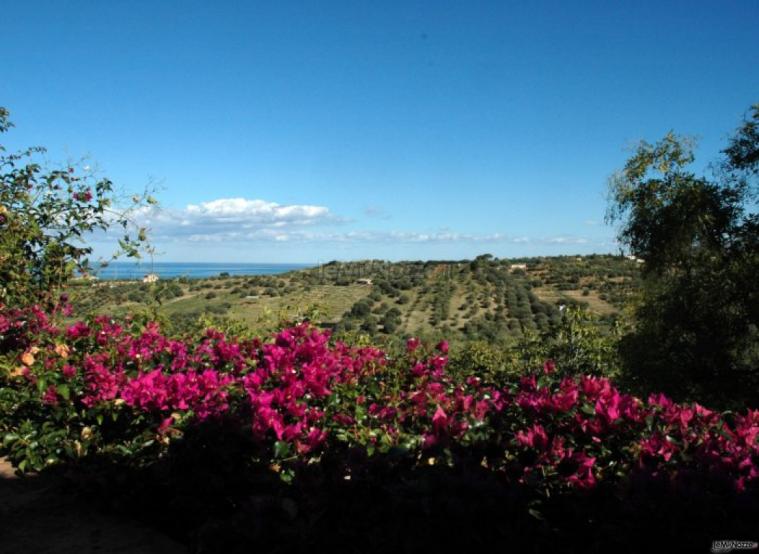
<box><xmin>78</xmin><ymin>262</ymin><xmax>315</xmax><ymax>281</ymax></box>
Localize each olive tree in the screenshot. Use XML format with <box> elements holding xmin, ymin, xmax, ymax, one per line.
<box><xmin>606</xmin><ymin>103</ymin><xmax>759</xmax><ymax>407</ymax></box>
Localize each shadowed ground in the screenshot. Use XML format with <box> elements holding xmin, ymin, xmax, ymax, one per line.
<box><xmin>0</xmin><ymin>457</ymin><xmax>185</xmax><ymax>554</ymax></box>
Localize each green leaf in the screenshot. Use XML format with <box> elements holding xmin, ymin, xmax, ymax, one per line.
<box><xmin>273</xmin><ymin>440</ymin><xmax>291</xmax><ymax>459</ymax></box>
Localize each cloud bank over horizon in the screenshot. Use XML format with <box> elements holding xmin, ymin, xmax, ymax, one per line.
<box><xmin>86</xmin><ymin>195</ymin><xmax>615</xmax><ymax>262</ymax></box>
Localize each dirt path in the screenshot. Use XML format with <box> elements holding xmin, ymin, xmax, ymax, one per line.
<box><xmin>0</xmin><ymin>458</ymin><xmax>186</xmax><ymax>554</ymax></box>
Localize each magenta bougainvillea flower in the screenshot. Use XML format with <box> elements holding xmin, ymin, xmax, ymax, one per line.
<box><xmin>3</xmin><ymin>303</ymin><xmax>758</xmax><ymax>495</ymax></box>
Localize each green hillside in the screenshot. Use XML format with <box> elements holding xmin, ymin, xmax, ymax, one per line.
<box><xmin>68</xmin><ymin>254</ymin><xmax>641</xmax><ymax>345</ymax></box>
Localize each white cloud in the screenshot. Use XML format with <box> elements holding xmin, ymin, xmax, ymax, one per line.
<box><xmin>182</xmin><ymin>229</ymin><xmax>508</xmax><ymax>244</ymax></box>
<box><xmin>184</xmin><ymin>198</ymin><xmax>330</xmax><ymax>227</ymax></box>
<box><xmin>177</xmin><ymin>228</ymin><xmax>598</xmax><ymax>246</ymax></box>
<box><xmin>544</xmin><ymin>236</ymin><xmax>589</xmax><ymax>245</ymax></box>
<box><xmin>131</xmin><ymin>197</ymin><xmax>334</xmax><ymax>240</ymax></box>
<box><xmin>93</xmin><ymin>196</ymin><xmax>600</xmax><ymax>250</ymax></box>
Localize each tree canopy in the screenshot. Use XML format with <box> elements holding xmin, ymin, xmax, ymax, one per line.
<box><xmin>607</xmin><ymin>103</ymin><xmax>759</xmax><ymax>407</ymax></box>
<box><xmin>0</xmin><ymin>108</ymin><xmax>154</xmax><ymax>307</ymax></box>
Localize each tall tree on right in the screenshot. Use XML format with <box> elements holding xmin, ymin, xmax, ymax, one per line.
<box><xmin>606</xmin><ymin>103</ymin><xmax>759</xmax><ymax>408</ymax></box>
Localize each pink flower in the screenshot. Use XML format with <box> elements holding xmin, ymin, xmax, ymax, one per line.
<box><xmin>66</xmin><ymin>321</ymin><xmax>90</xmax><ymax>340</ymax></box>
<box><xmin>551</xmin><ymin>379</ymin><xmax>579</xmax><ymax>411</ymax></box>
<box><xmin>61</xmin><ymin>364</ymin><xmax>77</xmax><ymax>379</ymax></box>
<box><xmin>519</xmin><ymin>375</ymin><xmax>537</xmax><ymax>392</ymax></box>
<box><xmin>516</xmin><ymin>424</ymin><xmax>549</xmax><ymax>451</ymax></box>
<box><xmin>22</xmin><ymin>367</ymin><xmax>36</xmax><ymax>384</ymax></box>
<box><xmin>74</xmin><ymin>190</ymin><xmax>93</xmax><ymax>202</ymax></box>
<box><xmin>42</xmin><ymin>385</ymin><xmax>59</xmax><ymax>406</ymax></box>
<box><xmin>333</xmin><ymin>413</ymin><xmax>355</xmax><ymax>426</ymax></box>
<box><xmin>158</xmin><ymin>417</ymin><xmax>174</xmax><ymax>434</ymax></box>
<box><xmin>297</xmin><ymin>427</ymin><xmax>327</xmax><ymax>454</ymax></box>
<box><xmin>406</xmin><ymin>337</ymin><xmax>420</xmax><ymax>353</ymax></box>
<box><xmin>648</xmin><ymin>392</ymin><xmax>673</xmax><ymax>410</ymax></box>
<box><xmin>550</xmin><ymin>436</ymin><xmax>567</xmax><ymax>460</ymax></box>
<box><xmin>432</xmin><ymin>405</ymin><xmax>448</xmax><ymax>434</ymax></box>
<box><xmin>595</xmin><ymin>390</ymin><xmax>622</xmax><ymax>424</ymax></box>
<box><xmin>474</xmin><ymin>400</ymin><xmax>490</xmax><ymax>420</ymax></box>
<box><xmin>267</xmin><ymin>413</ymin><xmax>285</xmax><ymax>440</ymax></box>
<box><xmin>579</xmin><ymin>375</ymin><xmax>612</xmax><ymax>400</ymax></box>
<box><xmin>640</xmin><ymin>434</ymin><xmax>678</xmax><ymax>463</ymax></box>
<box><xmin>422</xmin><ymin>433</ymin><xmax>438</xmax><ymax>449</ymax></box>
<box><xmin>567</xmin><ymin>452</ymin><xmax>596</xmax><ymax>489</ymax></box>
<box><xmin>410</xmin><ymin>362</ymin><xmax>426</xmax><ymax>377</ymax></box>
<box><xmin>694</xmin><ymin>403</ymin><xmax>714</xmax><ymax>419</ymax></box>
<box><xmin>283</xmin><ymin>422</ymin><xmax>304</xmax><ymax>441</ymax></box>
<box><xmin>436</xmin><ymin>340</ymin><xmax>449</xmax><ymax>354</ymax></box>
<box><xmin>678</xmin><ymin>407</ymin><xmax>695</xmax><ymax>428</ymax></box>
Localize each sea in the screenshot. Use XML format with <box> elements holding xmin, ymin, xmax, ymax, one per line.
<box><xmin>86</xmin><ymin>262</ymin><xmax>315</xmax><ymax>281</ymax></box>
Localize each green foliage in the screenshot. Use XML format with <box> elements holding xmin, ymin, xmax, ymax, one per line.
<box><xmin>0</xmin><ymin>108</ymin><xmax>154</xmax><ymax>307</ymax></box>
<box><xmin>724</xmin><ymin>103</ymin><xmax>759</xmax><ymax>180</ymax></box>
<box><xmin>451</xmin><ymin>306</ymin><xmax>621</xmax><ymax>380</ymax></box>
<box><xmin>450</xmin><ymin>340</ymin><xmax>518</xmax><ymax>381</ymax></box>
<box><xmin>607</xmin><ymin>103</ymin><xmax>759</xmax><ymax>407</ymax></box>
<box><xmin>350</xmin><ymin>299</ymin><xmax>371</xmax><ymax>317</ymax></box>
<box><xmin>380</xmin><ymin>307</ymin><xmax>402</xmax><ymax>334</ymax></box>
<box><xmin>545</xmin><ymin>307</ymin><xmax>621</xmax><ymax>377</ymax></box>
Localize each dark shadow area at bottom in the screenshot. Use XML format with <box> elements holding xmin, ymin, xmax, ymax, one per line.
<box><xmin>4</xmin><ymin>420</ymin><xmax>757</xmax><ymax>554</ymax></box>
<box><xmin>0</xmin><ymin>457</ymin><xmax>186</xmax><ymax>553</ymax></box>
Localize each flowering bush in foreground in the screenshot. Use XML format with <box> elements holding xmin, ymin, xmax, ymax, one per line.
<box><xmin>1</xmin><ymin>303</ymin><xmax>758</xmax><ymax>497</ymax></box>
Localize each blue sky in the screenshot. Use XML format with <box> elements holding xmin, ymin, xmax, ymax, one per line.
<box><xmin>2</xmin><ymin>0</ymin><xmax>757</xmax><ymax>263</ymax></box>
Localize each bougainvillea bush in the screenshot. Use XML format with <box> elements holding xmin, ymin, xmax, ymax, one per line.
<box><xmin>1</xmin><ymin>302</ymin><xmax>758</xmax><ymax>551</ymax></box>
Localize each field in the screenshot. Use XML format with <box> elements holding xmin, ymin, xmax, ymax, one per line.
<box><xmin>69</xmin><ymin>254</ymin><xmax>641</xmax><ymax>346</ymax></box>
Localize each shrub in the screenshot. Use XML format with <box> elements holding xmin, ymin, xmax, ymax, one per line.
<box><xmin>350</xmin><ymin>300</ymin><xmax>371</xmax><ymax>318</ymax></box>
<box><xmin>0</xmin><ymin>306</ymin><xmax>755</xmax><ymax>497</ymax></box>
<box><xmin>1</xmin><ymin>305</ymin><xmax>758</xmax><ymax>550</ymax></box>
<box><xmin>0</xmin><ymin>108</ymin><xmax>153</xmax><ymax>308</ymax></box>
<box><xmin>607</xmin><ymin>104</ymin><xmax>759</xmax><ymax>407</ymax></box>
